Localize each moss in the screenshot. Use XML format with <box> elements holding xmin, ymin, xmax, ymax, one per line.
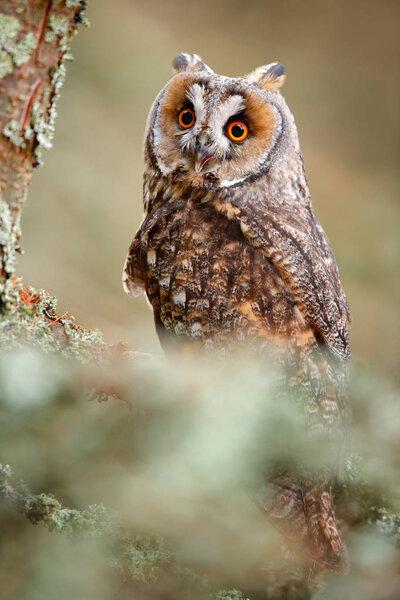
<box><xmin>0</xmin><ymin>13</ymin><xmax>36</xmax><ymax>79</ymax></box>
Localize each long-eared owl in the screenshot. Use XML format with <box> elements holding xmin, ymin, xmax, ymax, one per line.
<box><xmin>123</xmin><ymin>53</ymin><xmax>351</xmax><ymax>574</ymax></box>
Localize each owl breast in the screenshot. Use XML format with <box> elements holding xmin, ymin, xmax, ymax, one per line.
<box><xmin>140</xmin><ymin>198</ymin><xmax>311</xmax><ymax>355</ymax></box>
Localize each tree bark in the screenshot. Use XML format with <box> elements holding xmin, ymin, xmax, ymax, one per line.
<box><xmin>0</xmin><ymin>0</ymin><xmax>87</xmax><ymax>311</ymax></box>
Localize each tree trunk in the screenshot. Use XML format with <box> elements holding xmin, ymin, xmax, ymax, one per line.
<box><xmin>0</xmin><ymin>0</ymin><xmax>86</xmax><ymax>311</ymax></box>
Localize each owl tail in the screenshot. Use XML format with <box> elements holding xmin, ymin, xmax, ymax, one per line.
<box><xmin>259</xmin><ymin>475</ymin><xmax>349</xmax><ymax>574</ymax></box>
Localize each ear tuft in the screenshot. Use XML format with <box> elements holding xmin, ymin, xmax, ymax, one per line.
<box><xmin>246</xmin><ymin>62</ymin><xmax>286</xmax><ymax>90</ymax></box>
<box><xmin>172</xmin><ymin>53</ymin><xmax>213</xmax><ymax>74</ymax></box>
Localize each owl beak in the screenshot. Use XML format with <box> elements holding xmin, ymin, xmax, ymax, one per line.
<box><xmin>194</xmin><ymin>133</ymin><xmax>214</xmax><ymax>172</ymax></box>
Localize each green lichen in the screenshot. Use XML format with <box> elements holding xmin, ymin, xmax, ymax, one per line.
<box><xmin>32</xmin><ymin>100</ymin><xmax>53</xmax><ymax>152</ymax></box>
<box><xmin>0</xmin><ymin>13</ymin><xmax>36</xmax><ymax>79</ymax></box>
<box><xmin>117</xmin><ymin>535</ymin><xmax>173</xmax><ymax>582</ymax></box>
<box><xmin>0</xmin><ymin>200</ymin><xmax>16</xmax><ymax>272</ymax></box>
<box><xmin>45</xmin><ymin>14</ymin><xmax>70</xmax><ymax>50</ymax></box>
<box><xmin>2</xmin><ymin>118</ymin><xmax>28</xmax><ymax>147</ymax></box>
<box><xmin>0</xmin><ymin>200</ymin><xmax>19</xmax><ymax>311</ymax></box>
<box><xmin>0</xmin><ymin>14</ymin><xmax>20</xmax><ymax>45</ymax></box>
<box><xmin>67</xmin><ymin>0</ymin><xmax>90</xmax><ymax>28</ymax></box>
<box><xmin>3</xmin><ymin>61</ymin><xmax>68</xmax><ymax>162</ymax></box>
<box><xmin>210</xmin><ymin>591</ymin><xmax>246</xmax><ymax>600</ymax></box>
<box><xmin>11</xmin><ymin>31</ymin><xmax>36</xmax><ymax>66</ymax></box>
<box><xmin>0</xmin><ymin>50</ymin><xmax>13</xmax><ymax>79</ymax></box>
<box><xmin>31</xmin><ymin>59</ymin><xmax>67</xmax><ymax>164</ymax></box>
<box><xmin>0</xmin><ymin>463</ymin><xmax>209</xmax><ymax>592</ymax></box>
<box><xmin>0</xmin><ymin>464</ymin><xmax>112</xmax><ymax>534</ymax></box>
<box><xmin>373</xmin><ymin>508</ymin><xmax>400</xmax><ymax>545</ymax></box>
<box><xmin>0</xmin><ymin>279</ymin><xmax>106</xmax><ymax>362</ymax></box>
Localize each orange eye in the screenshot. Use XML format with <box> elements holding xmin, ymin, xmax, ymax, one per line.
<box><xmin>178</xmin><ymin>108</ymin><xmax>195</xmax><ymax>129</ymax></box>
<box><xmin>226</xmin><ymin>120</ymin><xmax>248</xmax><ymax>142</ymax></box>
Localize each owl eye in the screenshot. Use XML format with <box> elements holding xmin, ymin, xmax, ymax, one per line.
<box><xmin>178</xmin><ymin>108</ymin><xmax>195</xmax><ymax>129</ymax></box>
<box><xmin>226</xmin><ymin>120</ymin><xmax>248</xmax><ymax>142</ymax></box>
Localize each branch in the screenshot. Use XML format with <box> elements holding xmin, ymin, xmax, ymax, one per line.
<box><xmin>0</xmin><ymin>463</ymin><xmax>211</xmax><ymax>595</ymax></box>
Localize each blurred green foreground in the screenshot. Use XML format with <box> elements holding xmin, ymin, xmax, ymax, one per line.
<box><xmin>0</xmin><ymin>340</ymin><xmax>399</xmax><ymax>599</ymax></box>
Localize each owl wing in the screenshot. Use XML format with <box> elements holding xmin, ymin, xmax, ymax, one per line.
<box><xmin>221</xmin><ymin>192</ymin><xmax>351</xmax><ymax>360</ymax></box>
<box><xmin>123</xmin><ymin>226</ymin><xmax>147</xmax><ymax>298</ymax></box>
<box><xmin>123</xmin><ymin>202</ymin><xmax>181</xmax><ymax>298</ymax></box>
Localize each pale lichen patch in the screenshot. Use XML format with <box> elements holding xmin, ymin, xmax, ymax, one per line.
<box><xmin>31</xmin><ymin>61</ymin><xmax>67</xmax><ymax>165</ymax></box>
<box><xmin>0</xmin><ymin>13</ymin><xmax>36</xmax><ymax>79</ymax></box>
<box><xmin>3</xmin><ymin>119</ymin><xmax>26</xmax><ymax>147</ymax></box>
<box><xmin>0</xmin><ymin>200</ymin><xmax>20</xmax><ymax>310</ymax></box>
<box><xmin>45</xmin><ymin>14</ymin><xmax>71</xmax><ymax>49</ymax></box>
<box><xmin>0</xmin><ymin>50</ymin><xmax>12</xmax><ymax>79</ymax></box>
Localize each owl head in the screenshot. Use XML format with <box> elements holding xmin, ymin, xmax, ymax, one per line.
<box><xmin>145</xmin><ymin>53</ymin><xmax>300</xmax><ymax>189</ymax></box>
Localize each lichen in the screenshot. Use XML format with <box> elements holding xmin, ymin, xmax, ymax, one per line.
<box><xmin>0</xmin><ymin>14</ymin><xmax>20</xmax><ymax>46</ymax></box>
<box><xmin>0</xmin><ymin>463</ymin><xmax>112</xmax><ymax>534</ymax></box>
<box><xmin>373</xmin><ymin>508</ymin><xmax>400</xmax><ymax>545</ymax></box>
<box><xmin>30</xmin><ymin>59</ymin><xmax>67</xmax><ymax>165</ymax></box>
<box><xmin>0</xmin><ymin>279</ymin><xmax>107</xmax><ymax>362</ymax></box>
<box><xmin>116</xmin><ymin>535</ymin><xmax>173</xmax><ymax>582</ymax></box>
<box><xmin>0</xmin><ymin>13</ymin><xmax>36</xmax><ymax>79</ymax></box>
<box><xmin>0</xmin><ymin>200</ymin><xmax>19</xmax><ymax>311</ymax></box>
<box><xmin>210</xmin><ymin>591</ymin><xmax>246</xmax><ymax>600</ymax></box>
<box><xmin>44</xmin><ymin>14</ymin><xmax>71</xmax><ymax>50</ymax></box>
<box><xmin>0</xmin><ymin>463</ymin><xmax>208</xmax><ymax>591</ymax></box>
<box><xmin>0</xmin><ymin>50</ymin><xmax>13</xmax><ymax>79</ymax></box>
<box><xmin>10</xmin><ymin>31</ymin><xmax>36</xmax><ymax>66</ymax></box>
<box><xmin>69</xmin><ymin>0</ymin><xmax>90</xmax><ymax>28</ymax></box>
<box><xmin>2</xmin><ymin>119</ymin><xmax>27</xmax><ymax>147</ymax></box>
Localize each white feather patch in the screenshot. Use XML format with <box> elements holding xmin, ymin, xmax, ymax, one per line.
<box><xmin>186</xmin><ymin>83</ymin><xmax>207</xmax><ymax>124</ymax></box>
<box><xmin>210</xmin><ymin>94</ymin><xmax>245</xmax><ymax>153</ymax></box>
<box><xmin>172</xmin><ymin>290</ymin><xmax>186</xmax><ymax>305</ymax></box>
<box><xmin>214</xmin><ymin>95</ymin><xmax>245</xmax><ymax>128</ymax></box>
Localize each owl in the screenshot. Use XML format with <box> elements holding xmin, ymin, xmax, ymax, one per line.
<box><xmin>123</xmin><ymin>54</ymin><xmax>351</xmax><ymax>574</ymax></box>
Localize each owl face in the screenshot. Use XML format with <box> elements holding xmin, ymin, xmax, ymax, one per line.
<box><xmin>146</xmin><ymin>54</ymin><xmax>289</xmax><ymax>189</ymax></box>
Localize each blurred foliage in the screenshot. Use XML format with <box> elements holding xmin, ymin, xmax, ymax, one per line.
<box><xmin>0</xmin><ymin>345</ymin><xmax>399</xmax><ymax>599</ymax></box>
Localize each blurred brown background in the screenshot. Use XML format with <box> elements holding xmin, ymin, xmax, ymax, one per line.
<box><xmin>18</xmin><ymin>0</ymin><xmax>399</xmax><ymax>379</ymax></box>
